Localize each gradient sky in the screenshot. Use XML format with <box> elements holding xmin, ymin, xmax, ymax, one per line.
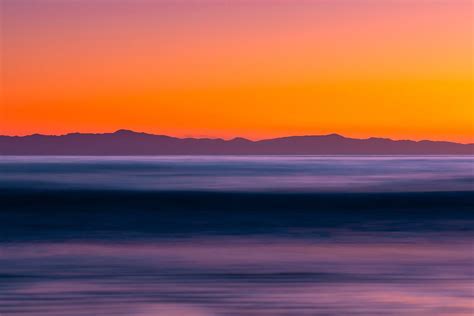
<box><xmin>1</xmin><ymin>0</ymin><xmax>473</xmax><ymax>142</ymax></box>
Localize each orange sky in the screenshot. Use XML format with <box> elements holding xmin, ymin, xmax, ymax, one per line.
<box><xmin>1</xmin><ymin>0</ymin><xmax>473</xmax><ymax>142</ymax></box>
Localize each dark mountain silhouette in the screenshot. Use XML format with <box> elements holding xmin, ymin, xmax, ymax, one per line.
<box><xmin>0</xmin><ymin>130</ymin><xmax>472</xmax><ymax>155</ymax></box>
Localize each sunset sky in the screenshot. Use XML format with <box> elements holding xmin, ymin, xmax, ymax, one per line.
<box><xmin>1</xmin><ymin>0</ymin><xmax>473</xmax><ymax>142</ymax></box>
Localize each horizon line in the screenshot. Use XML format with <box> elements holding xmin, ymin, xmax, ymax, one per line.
<box><xmin>1</xmin><ymin>129</ymin><xmax>473</xmax><ymax>145</ymax></box>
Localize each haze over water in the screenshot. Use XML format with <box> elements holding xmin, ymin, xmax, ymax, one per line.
<box><xmin>1</xmin><ymin>155</ymin><xmax>473</xmax><ymax>192</ymax></box>
<box><xmin>1</xmin><ymin>156</ymin><xmax>473</xmax><ymax>315</ymax></box>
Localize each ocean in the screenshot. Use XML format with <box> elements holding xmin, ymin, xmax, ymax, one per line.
<box><xmin>0</xmin><ymin>156</ymin><xmax>473</xmax><ymax>315</ymax></box>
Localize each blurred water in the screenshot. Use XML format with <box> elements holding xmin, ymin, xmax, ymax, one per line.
<box><xmin>0</xmin><ymin>156</ymin><xmax>473</xmax><ymax>315</ymax></box>
<box><xmin>0</xmin><ymin>155</ymin><xmax>473</xmax><ymax>192</ymax></box>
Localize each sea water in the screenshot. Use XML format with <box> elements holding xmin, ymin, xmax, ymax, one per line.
<box><xmin>0</xmin><ymin>156</ymin><xmax>473</xmax><ymax>315</ymax></box>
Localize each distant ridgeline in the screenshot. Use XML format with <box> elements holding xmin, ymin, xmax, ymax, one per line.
<box><xmin>0</xmin><ymin>130</ymin><xmax>472</xmax><ymax>155</ymax></box>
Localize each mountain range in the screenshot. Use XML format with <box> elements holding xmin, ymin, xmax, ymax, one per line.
<box><xmin>0</xmin><ymin>130</ymin><xmax>472</xmax><ymax>155</ymax></box>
